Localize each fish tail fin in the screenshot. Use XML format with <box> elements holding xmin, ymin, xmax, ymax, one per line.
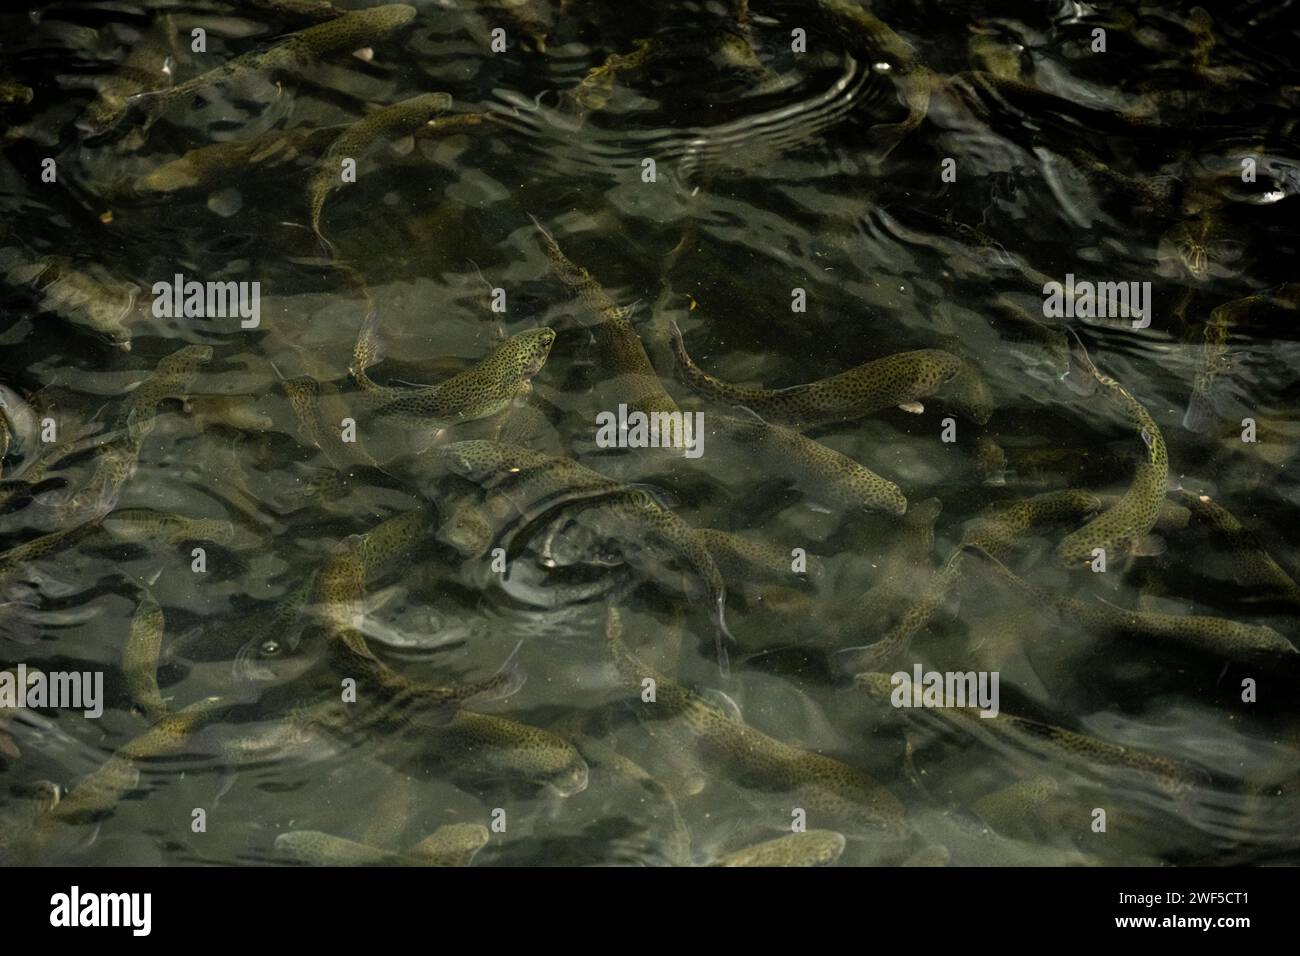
<box><xmin>1062</xmin><ymin>328</ymin><xmax>1101</xmax><ymax>397</ymax></box>
<box><xmin>350</xmin><ymin>311</ymin><xmax>383</xmax><ymax>386</ymax></box>
<box><xmin>467</xmin><ymin>640</ymin><xmax>527</xmax><ymax>704</ymax></box>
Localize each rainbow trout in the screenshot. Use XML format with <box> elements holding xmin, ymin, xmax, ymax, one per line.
<box><xmin>1057</xmin><ymin>337</ymin><xmax>1168</xmax><ymax>567</ymax></box>
<box><xmin>854</xmin><ymin>671</ymin><xmax>1206</xmax><ymax>798</ymax></box>
<box><xmin>1177</xmin><ymin>489</ymin><xmax>1300</xmax><ymax>606</ymax></box>
<box><xmin>350</xmin><ymin>313</ymin><xmax>554</xmax><ymax>443</ymax></box>
<box><xmin>607</xmin><ymin>608</ymin><xmax>906</xmax><ymax>833</ymax></box>
<box><xmin>671</xmin><ymin>322</ymin><xmax>961</xmax><ymax>429</ymax></box>
<box><xmin>968</xmin><ymin>545</ymin><xmax>1296</xmax><ymax>664</ymax></box>
<box><xmin>275</xmin><ymin>823</ymin><xmax>488</xmax><ymax>866</ymax></box>
<box><xmin>423</xmin><ymin>711</ymin><xmax>590</xmax><ymax>796</ymax></box>
<box><xmin>530</xmin><ymin>215</ymin><xmax>679</xmax><ymax>414</ymax></box>
<box><xmin>139</xmin><ymin>125</ymin><xmax>340</xmax><ymax>194</ymax></box>
<box><xmin>309</xmin><ymin>93</ymin><xmax>453</xmax><ymax>251</ymax></box>
<box><xmin>0</xmin><ymin>252</ymin><xmax>139</xmax><ymax>349</ymax></box>
<box><xmin>706</xmin><ymin>413</ymin><xmax>908</xmax><ymax>515</ymax></box>
<box><xmin>435</xmin><ymin>440</ymin><xmax>736</xmax><ymax>672</ymax></box>
<box><xmin>122</xmin><ymin>589</ymin><xmax>167</xmax><ymax>721</ymax></box>
<box><xmin>77</xmin><ymin>15</ymin><xmax>180</xmax><ymax>136</ymax></box>
<box><xmin>129</xmin><ymin>5</ymin><xmax>418</xmax><ymax>118</ymax></box>
<box><xmin>714</xmin><ymin>830</ymin><xmax>846</xmax><ymax>867</ymax></box>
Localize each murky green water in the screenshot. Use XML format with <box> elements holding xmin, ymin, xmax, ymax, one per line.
<box><xmin>2</xmin><ymin>0</ymin><xmax>1299</xmax><ymax>867</ymax></box>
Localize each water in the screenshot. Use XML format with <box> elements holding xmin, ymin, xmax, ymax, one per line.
<box><xmin>2</xmin><ymin>0</ymin><xmax>1299</xmax><ymax>866</ymax></box>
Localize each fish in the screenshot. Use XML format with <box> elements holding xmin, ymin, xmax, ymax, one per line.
<box><xmin>103</xmin><ymin>509</ymin><xmax>235</xmax><ymax>547</ymax></box>
<box><xmin>127</xmin><ymin>5</ymin><xmax>419</xmax><ymax>121</ymax></box>
<box><xmin>1176</xmin><ymin>489</ymin><xmax>1300</xmax><ymax>607</ymax></box>
<box><xmin>970</xmin><ymin>776</ymin><xmax>1063</xmax><ymax>841</ymax></box>
<box><xmin>422</xmin><ymin>711</ymin><xmax>590</xmax><ymax>796</ymax></box>
<box><xmin>248</xmin><ymin>0</ymin><xmax>345</xmax><ymax>22</ymax></box>
<box><xmin>699</xmin><ymin>528</ymin><xmax>824</xmax><ymax>586</ymax></box>
<box><xmin>671</xmin><ymin>322</ymin><xmax>961</xmax><ymax>429</ymax></box>
<box><xmin>854</xmin><ymin>671</ymin><xmax>1206</xmax><ymax>798</ymax></box>
<box><xmin>0</xmin><ymin>520</ymin><xmax>104</xmax><ymax>590</ymax></box>
<box><xmin>350</xmin><ymin>313</ymin><xmax>555</xmax><ymax>445</ymax></box>
<box><xmin>275</xmin><ymin>822</ymin><xmax>489</xmax><ymax>866</ymax></box>
<box><xmin>1056</xmin><ymin>336</ymin><xmax>1168</xmax><ymax>567</ymax></box>
<box><xmin>0</xmin><ymin>384</ymin><xmax>39</xmax><ymax>479</ymax></box>
<box><xmin>562</xmin><ymin>39</ymin><xmax>655</xmax><ymax>114</ymax></box>
<box><xmin>77</xmin><ymin>15</ymin><xmax>180</xmax><ymax>136</ymax></box>
<box><xmin>308</xmin><ymin>93</ymin><xmax>453</xmax><ymax>251</ymax></box>
<box><xmin>530</xmin><ymin>216</ymin><xmax>679</xmax><ymax>414</ymax></box>
<box><xmin>607</xmin><ymin>607</ymin><xmax>906</xmax><ymax>833</ymax></box>
<box><xmin>706</xmin><ymin>413</ymin><xmax>908</xmax><ymax>516</ymax></box>
<box><xmin>118</xmin><ymin>344</ymin><xmax>214</xmax><ymax>437</ymax></box>
<box><xmin>122</xmin><ymin>589</ymin><xmax>167</xmax><ymax>721</ymax></box>
<box><xmin>407</xmin><ymin>822</ymin><xmax>491</xmax><ymax>866</ymax></box>
<box><xmin>183</xmin><ymin>394</ymin><xmax>274</xmax><ymax>433</ymax></box>
<box><xmin>966</xmin><ymin>545</ymin><xmax>1297</xmax><ymax>664</ymax></box>
<box><xmin>470</xmin><ymin>0</ymin><xmax>553</xmax><ymax>52</ymax></box>
<box><xmin>714</xmin><ymin>830</ymin><xmax>847</xmax><ymax>866</ymax></box>
<box><xmin>435</xmin><ymin>440</ymin><xmax>736</xmax><ymax>672</ymax></box>
<box><xmin>138</xmin><ymin>126</ymin><xmax>340</xmax><ymax>194</ymax></box>
<box><xmin>0</xmin><ymin>252</ymin><xmax>139</xmax><ymax>349</ymax></box>
<box><xmin>0</xmin><ymin>781</ymin><xmax>60</xmax><ymax>864</ymax></box>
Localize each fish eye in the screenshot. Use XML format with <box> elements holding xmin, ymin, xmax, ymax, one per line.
<box><xmin>260</xmin><ymin>639</ymin><xmax>280</xmax><ymax>657</ymax></box>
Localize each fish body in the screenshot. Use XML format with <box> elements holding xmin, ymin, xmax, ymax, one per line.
<box><xmin>531</xmin><ymin>217</ymin><xmax>678</xmax><ymax>414</ymax></box>
<box><xmin>104</xmin><ymin>509</ymin><xmax>235</xmax><ymax>546</ymax></box>
<box><xmin>350</xmin><ymin>314</ymin><xmax>554</xmax><ymax>432</ymax></box>
<box><xmin>672</xmin><ymin>323</ymin><xmax>960</xmax><ymax>428</ymax></box>
<box><xmin>699</xmin><ymin>528</ymin><xmax>822</xmax><ymax>586</ymax></box>
<box><xmin>77</xmin><ymin>15</ymin><xmax>179</xmax><ymax>135</ymax></box>
<box><xmin>309</xmin><ymin>93</ymin><xmax>453</xmax><ymax>247</ymax></box>
<box><xmin>709</xmin><ymin>413</ymin><xmax>907</xmax><ymax>515</ymax></box>
<box><xmin>139</xmin><ymin>126</ymin><xmax>339</xmax><ymax>194</ymax></box>
<box><xmin>1057</xmin><ymin>344</ymin><xmax>1168</xmax><ymax>567</ymax></box>
<box><xmin>424</xmin><ymin>711</ymin><xmax>590</xmax><ymax>796</ymax></box>
<box><xmin>715</xmin><ymin>830</ymin><xmax>846</xmax><ymax>866</ymax></box>
<box><xmin>123</xmin><ymin>590</ymin><xmax>167</xmax><ymax>720</ymax></box>
<box><xmin>608</xmin><ymin>608</ymin><xmax>905</xmax><ymax>833</ymax></box>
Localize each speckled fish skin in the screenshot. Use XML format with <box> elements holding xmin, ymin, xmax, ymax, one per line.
<box><xmin>130</xmin><ymin>5</ymin><xmax>418</xmax><ymax>115</ymax></box>
<box><xmin>407</xmin><ymin>822</ymin><xmax>490</xmax><ymax>866</ymax></box>
<box><xmin>351</xmin><ymin>314</ymin><xmax>555</xmax><ymax>429</ymax></box>
<box><xmin>120</xmin><ymin>344</ymin><xmax>214</xmax><ymax>436</ymax></box>
<box><xmin>1177</xmin><ymin>490</ymin><xmax>1300</xmax><ymax>605</ymax></box>
<box><xmin>0</xmin><ymin>781</ymin><xmax>60</xmax><ymax>864</ymax></box>
<box><xmin>424</xmin><ymin>711</ymin><xmax>590</xmax><ymax>796</ymax></box>
<box><xmin>563</xmin><ymin>38</ymin><xmax>655</xmax><ymax>113</ymax></box>
<box><xmin>709</xmin><ymin>413</ymin><xmax>908</xmax><ymax>515</ymax></box>
<box><xmin>139</xmin><ymin>125</ymin><xmax>340</xmax><ymax>194</ymax></box>
<box><xmin>714</xmin><ymin>830</ymin><xmax>847</xmax><ymax>866</ymax></box>
<box><xmin>970</xmin><ymin>776</ymin><xmax>1063</xmax><ymax>839</ymax></box>
<box><xmin>607</xmin><ymin>608</ymin><xmax>906</xmax><ymax>834</ymax></box>
<box><xmin>14</xmin><ymin>697</ymin><xmax>231</xmax><ymax>861</ymax></box>
<box><xmin>0</xmin><ymin>253</ymin><xmax>138</xmax><ymax>349</ymax></box>
<box><xmin>437</xmin><ymin>440</ymin><xmax>736</xmax><ymax>671</ymax></box>
<box><xmin>309</xmin><ymin>93</ymin><xmax>453</xmax><ymax>246</ymax></box>
<box><xmin>77</xmin><ymin>15</ymin><xmax>179</xmax><ymax>136</ymax></box>
<box><xmin>123</xmin><ymin>589</ymin><xmax>167</xmax><ymax>721</ymax></box>
<box><xmin>672</xmin><ymin>323</ymin><xmax>961</xmax><ymax>429</ymax></box>
<box><xmin>0</xmin><ymin>520</ymin><xmax>103</xmax><ymax>586</ymax></box>
<box><xmin>248</xmin><ymin>0</ymin><xmax>344</xmax><ymax>22</ymax></box>
<box><xmin>961</xmin><ymin>490</ymin><xmax>1102</xmax><ymax>561</ymax></box>
<box><xmin>531</xmin><ymin>216</ymin><xmax>679</xmax><ymax>415</ymax></box>
<box><xmin>837</xmin><ymin>497</ymin><xmax>941</xmax><ymax>639</ymax></box>
<box><xmin>699</xmin><ymin>528</ymin><xmax>823</xmax><ymax>586</ymax></box>
<box><xmin>275</xmin><ymin>830</ymin><xmax>401</xmax><ymax>866</ymax></box>
<box><xmin>969</xmin><ymin>544</ymin><xmax>1296</xmax><ymax>663</ymax></box>
<box><xmin>104</xmin><ymin>509</ymin><xmax>235</xmax><ymax>546</ymax></box>
<box><xmin>854</xmin><ymin>672</ymin><xmax>1204</xmax><ymax>798</ymax></box>
<box><xmin>1056</xmin><ymin>345</ymin><xmax>1169</xmax><ymax>567</ymax></box>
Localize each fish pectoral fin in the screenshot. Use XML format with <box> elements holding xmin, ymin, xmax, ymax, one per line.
<box><xmin>1130</xmin><ymin>534</ymin><xmax>1167</xmax><ymax>558</ymax></box>
<box><xmin>897</xmin><ymin>401</ymin><xmax>925</xmax><ymax>414</ymax></box>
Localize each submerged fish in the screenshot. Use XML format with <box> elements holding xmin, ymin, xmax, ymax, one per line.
<box><xmin>699</xmin><ymin>528</ymin><xmax>823</xmax><ymax>586</ymax></box>
<box><xmin>531</xmin><ymin>216</ymin><xmax>679</xmax><ymax>414</ymax></box>
<box><xmin>138</xmin><ymin>125</ymin><xmax>340</xmax><ymax>194</ymax></box>
<box><xmin>607</xmin><ymin>607</ymin><xmax>906</xmax><ymax>833</ymax></box>
<box><xmin>309</xmin><ymin>93</ymin><xmax>453</xmax><ymax>251</ymax></box>
<box><xmin>1056</xmin><ymin>337</ymin><xmax>1168</xmax><ymax>567</ymax></box>
<box><xmin>562</xmin><ymin>39</ymin><xmax>655</xmax><ymax>114</ymax></box>
<box><xmin>706</xmin><ymin>413</ymin><xmax>908</xmax><ymax>516</ymax></box>
<box><xmin>436</xmin><ymin>440</ymin><xmax>735</xmax><ymax>671</ymax></box>
<box><xmin>854</xmin><ymin>671</ymin><xmax>1206</xmax><ymax>798</ymax></box>
<box><xmin>967</xmin><ymin>545</ymin><xmax>1296</xmax><ymax>664</ymax></box>
<box><xmin>275</xmin><ymin>823</ymin><xmax>487</xmax><ymax>866</ymax></box>
<box><xmin>77</xmin><ymin>15</ymin><xmax>179</xmax><ymax>136</ymax></box>
<box><xmin>714</xmin><ymin>830</ymin><xmax>846</xmax><ymax>867</ymax></box>
<box><xmin>122</xmin><ymin>589</ymin><xmax>167</xmax><ymax>721</ymax></box>
<box><xmin>350</xmin><ymin>313</ymin><xmax>554</xmax><ymax>445</ymax></box>
<box><xmin>1177</xmin><ymin>490</ymin><xmax>1300</xmax><ymax>606</ymax></box>
<box><xmin>671</xmin><ymin>322</ymin><xmax>961</xmax><ymax>429</ymax></box>
<box><xmin>422</xmin><ymin>711</ymin><xmax>590</xmax><ymax>796</ymax></box>
<box><xmin>0</xmin><ymin>252</ymin><xmax>139</xmax><ymax>349</ymax></box>
<box><xmin>128</xmin><ymin>5</ymin><xmax>418</xmax><ymax>122</ymax></box>
<box><xmin>103</xmin><ymin>509</ymin><xmax>235</xmax><ymax>546</ymax></box>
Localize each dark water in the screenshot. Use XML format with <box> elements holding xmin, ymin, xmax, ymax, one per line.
<box><xmin>2</xmin><ymin>0</ymin><xmax>1300</xmax><ymax>866</ymax></box>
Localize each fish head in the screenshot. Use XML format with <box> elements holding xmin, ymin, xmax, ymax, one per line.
<box><xmin>508</xmin><ymin>327</ymin><xmax>557</xmax><ymax>379</ymax></box>
<box><xmin>546</xmin><ymin>753</ymin><xmax>591</xmax><ymax>797</ymax></box>
<box><xmin>434</xmin><ymin>441</ymin><xmax>502</xmax><ymax>482</ymax></box>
